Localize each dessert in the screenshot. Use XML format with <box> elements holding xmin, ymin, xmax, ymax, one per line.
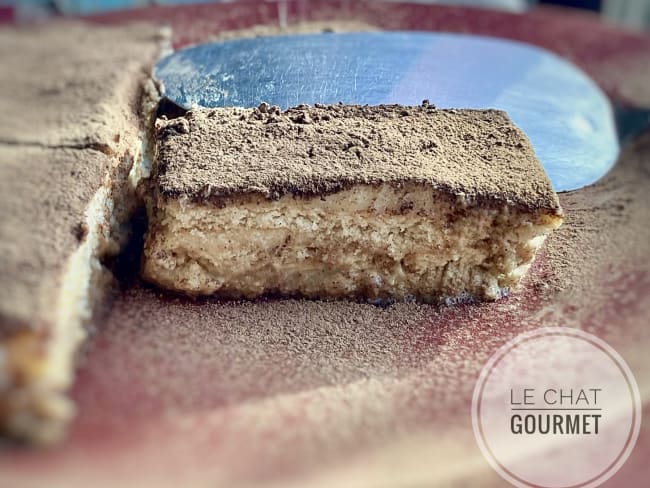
<box><xmin>142</xmin><ymin>104</ymin><xmax>563</xmax><ymax>302</ymax></box>
<box><xmin>0</xmin><ymin>21</ymin><xmax>167</xmax><ymax>443</ymax></box>
<box><xmin>0</xmin><ymin>20</ymin><xmax>562</xmax><ymax>444</ymax></box>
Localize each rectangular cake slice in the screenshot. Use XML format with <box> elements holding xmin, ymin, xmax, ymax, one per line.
<box><xmin>0</xmin><ymin>21</ymin><xmax>167</xmax><ymax>443</ymax></box>
<box><xmin>143</xmin><ymin>104</ymin><xmax>563</xmax><ymax>302</ymax></box>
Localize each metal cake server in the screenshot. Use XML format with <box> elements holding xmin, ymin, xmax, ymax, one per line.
<box><xmin>154</xmin><ymin>32</ymin><xmax>620</xmax><ymax>192</ymax></box>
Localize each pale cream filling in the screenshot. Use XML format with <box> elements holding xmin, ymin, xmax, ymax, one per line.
<box><xmin>143</xmin><ymin>185</ymin><xmax>561</xmax><ymax>302</ymax></box>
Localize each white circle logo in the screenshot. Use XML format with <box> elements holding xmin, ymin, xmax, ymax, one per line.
<box><xmin>472</xmin><ymin>327</ymin><xmax>641</xmax><ymax>488</ymax></box>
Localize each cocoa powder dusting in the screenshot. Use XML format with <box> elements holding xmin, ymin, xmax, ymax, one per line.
<box><xmin>155</xmin><ymin>105</ymin><xmax>561</xmax><ymax>213</ymax></box>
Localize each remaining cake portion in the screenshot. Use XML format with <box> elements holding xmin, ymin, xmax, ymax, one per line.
<box><xmin>143</xmin><ymin>104</ymin><xmax>563</xmax><ymax>302</ymax></box>
<box><xmin>0</xmin><ymin>21</ymin><xmax>167</xmax><ymax>443</ymax></box>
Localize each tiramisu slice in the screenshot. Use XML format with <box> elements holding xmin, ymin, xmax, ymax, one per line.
<box><xmin>0</xmin><ymin>22</ymin><xmax>166</xmax><ymax>443</ymax></box>
<box><xmin>143</xmin><ymin>104</ymin><xmax>562</xmax><ymax>302</ymax></box>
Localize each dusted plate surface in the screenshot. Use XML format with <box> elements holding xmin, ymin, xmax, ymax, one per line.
<box><xmin>2</xmin><ymin>2</ymin><xmax>650</xmax><ymax>487</ymax></box>
<box><xmin>2</xmin><ymin>136</ymin><xmax>649</xmax><ymax>487</ymax></box>
<box><xmin>155</xmin><ymin>31</ymin><xmax>618</xmax><ymax>191</ymax></box>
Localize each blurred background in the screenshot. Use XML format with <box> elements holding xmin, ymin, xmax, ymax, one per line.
<box><xmin>1</xmin><ymin>0</ymin><xmax>649</xmax><ymax>30</ymax></box>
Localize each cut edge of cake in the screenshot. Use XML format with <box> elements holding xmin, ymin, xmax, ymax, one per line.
<box><xmin>141</xmin><ymin>104</ymin><xmax>563</xmax><ymax>304</ymax></box>
<box><xmin>0</xmin><ymin>23</ymin><xmax>170</xmax><ymax>444</ymax></box>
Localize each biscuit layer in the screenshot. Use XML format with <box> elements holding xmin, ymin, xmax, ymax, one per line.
<box><xmin>143</xmin><ymin>105</ymin><xmax>562</xmax><ymax>301</ymax></box>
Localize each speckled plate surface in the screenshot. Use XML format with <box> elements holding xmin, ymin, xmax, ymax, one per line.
<box><xmin>1</xmin><ymin>2</ymin><xmax>649</xmax><ymax>487</ymax></box>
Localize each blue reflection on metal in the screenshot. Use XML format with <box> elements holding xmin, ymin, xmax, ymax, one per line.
<box><xmin>155</xmin><ymin>32</ymin><xmax>619</xmax><ymax>192</ymax></box>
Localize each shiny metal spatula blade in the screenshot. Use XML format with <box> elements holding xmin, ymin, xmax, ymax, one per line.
<box><xmin>154</xmin><ymin>32</ymin><xmax>619</xmax><ymax>192</ymax></box>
